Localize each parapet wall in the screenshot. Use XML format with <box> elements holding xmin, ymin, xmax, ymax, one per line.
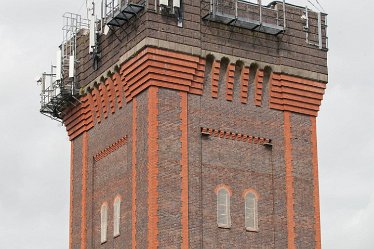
<box><xmin>74</xmin><ymin>1</ymin><xmax>328</xmax><ymax>90</ymax></box>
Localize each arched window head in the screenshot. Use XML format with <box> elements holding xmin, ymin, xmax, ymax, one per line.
<box><xmin>113</xmin><ymin>196</ymin><xmax>121</xmax><ymax>237</ymax></box>
<box><xmin>217</xmin><ymin>187</ymin><xmax>231</xmax><ymax>228</ymax></box>
<box><xmin>101</xmin><ymin>203</ymin><xmax>108</xmax><ymax>243</ymax></box>
<box><xmin>245</xmin><ymin>192</ymin><xmax>258</xmax><ymax>231</ymax></box>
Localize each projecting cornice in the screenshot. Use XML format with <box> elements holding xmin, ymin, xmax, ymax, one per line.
<box><xmin>80</xmin><ymin>37</ymin><xmax>328</xmax><ymax>95</ymax></box>
<box><xmin>63</xmin><ymin>46</ymin><xmax>327</xmax><ymax>140</ymax></box>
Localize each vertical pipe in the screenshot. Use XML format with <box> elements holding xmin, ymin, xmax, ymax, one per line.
<box><xmin>318</xmin><ymin>12</ymin><xmax>322</xmax><ymax>49</ymax></box>
<box><xmin>104</xmin><ymin>0</ymin><xmax>107</xmax><ymax>18</ymax></box>
<box><xmin>325</xmin><ymin>15</ymin><xmax>328</xmax><ymax>49</ymax></box>
<box><xmin>305</xmin><ymin>6</ymin><xmax>309</xmax><ymax>44</ymax></box>
<box><xmin>235</xmin><ymin>0</ymin><xmax>238</xmax><ymax>19</ymax></box>
<box><xmin>283</xmin><ymin>0</ymin><xmax>286</xmax><ymax>29</ymax></box>
<box><xmin>101</xmin><ymin>0</ymin><xmax>104</xmax><ymax>28</ymax></box>
<box><xmin>259</xmin><ymin>0</ymin><xmax>262</xmax><ymax>25</ymax></box>
<box><xmin>276</xmin><ymin>6</ymin><xmax>279</xmax><ymax>26</ymax></box>
<box><xmin>41</xmin><ymin>74</ymin><xmax>46</xmax><ymax>93</ymax></box>
<box><xmin>213</xmin><ymin>0</ymin><xmax>216</xmax><ymax>16</ymax></box>
<box><xmin>210</xmin><ymin>0</ymin><xmax>213</xmax><ymax>14</ymax></box>
<box><xmin>112</xmin><ymin>0</ymin><xmax>114</xmax><ymax>17</ymax></box>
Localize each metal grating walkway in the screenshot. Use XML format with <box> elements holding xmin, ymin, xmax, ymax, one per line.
<box><xmin>106</xmin><ymin>3</ymin><xmax>144</xmax><ymax>27</ymax></box>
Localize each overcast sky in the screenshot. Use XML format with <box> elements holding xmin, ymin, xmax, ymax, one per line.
<box><xmin>0</xmin><ymin>0</ymin><xmax>373</xmax><ymax>248</ymax></box>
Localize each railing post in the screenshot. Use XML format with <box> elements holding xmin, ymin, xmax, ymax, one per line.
<box><xmin>235</xmin><ymin>0</ymin><xmax>238</xmax><ymax>19</ymax></box>
<box><xmin>104</xmin><ymin>0</ymin><xmax>107</xmax><ymax>18</ymax></box>
<box><xmin>318</xmin><ymin>12</ymin><xmax>322</xmax><ymax>49</ymax></box>
<box><xmin>112</xmin><ymin>0</ymin><xmax>115</xmax><ymax>17</ymax></box>
<box><xmin>283</xmin><ymin>0</ymin><xmax>286</xmax><ymax>29</ymax></box>
<box><xmin>325</xmin><ymin>15</ymin><xmax>328</xmax><ymax>49</ymax></box>
<box><xmin>258</xmin><ymin>0</ymin><xmax>262</xmax><ymax>25</ymax></box>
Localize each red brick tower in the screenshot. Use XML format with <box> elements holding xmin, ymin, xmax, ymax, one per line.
<box><xmin>38</xmin><ymin>1</ymin><xmax>328</xmax><ymax>248</ymax></box>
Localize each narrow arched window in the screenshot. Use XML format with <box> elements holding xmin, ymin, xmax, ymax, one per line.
<box><xmin>245</xmin><ymin>192</ymin><xmax>258</xmax><ymax>231</ymax></box>
<box><xmin>113</xmin><ymin>197</ymin><xmax>121</xmax><ymax>237</ymax></box>
<box><xmin>217</xmin><ymin>187</ymin><xmax>231</xmax><ymax>228</ymax></box>
<box><xmin>101</xmin><ymin>203</ymin><xmax>108</xmax><ymax>243</ymax></box>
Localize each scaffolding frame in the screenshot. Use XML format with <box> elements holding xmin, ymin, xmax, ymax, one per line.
<box><xmin>39</xmin><ymin>13</ymin><xmax>88</xmax><ymax>121</ymax></box>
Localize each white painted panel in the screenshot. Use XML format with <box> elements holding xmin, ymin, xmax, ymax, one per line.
<box><xmin>55</xmin><ymin>85</ymin><xmax>61</xmax><ymax>96</ymax></box>
<box><xmin>217</xmin><ymin>188</ymin><xmax>230</xmax><ymax>227</ymax></box>
<box><xmin>160</xmin><ymin>0</ymin><xmax>168</xmax><ymax>6</ymax></box>
<box><xmin>69</xmin><ymin>55</ymin><xmax>75</xmax><ymax>78</ymax></box>
<box><xmin>101</xmin><ymin>204</ymin><xmax>108</xmax><ymax>243</ymax></box>
<box><xmin>173</xmin><ymin>0</ymin><xmax>180</xmax><ymax>8</ymax></box>
<box><xmin>103</xmin><ymin>25</ymin><xmax>110</xmax><ymax>35</ymax></box>
<box><xmin>56</xmin><ymin>50</ymin><xmax>62</xmax><ymax>81</ymax></box>
<box><xmin>89</xmin><ymin>14</ymin><xmax>96</xmax><ymax>53</ymax></box>
<box><xmin>113</xmin><ymin>198</ymin><xmax>121</xmax><ymax>236</ymax></box>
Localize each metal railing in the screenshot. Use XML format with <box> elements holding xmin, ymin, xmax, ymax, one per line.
<box><xmin>210</xmin><ymin>0</ymin><xmax>286</xmax><ymax>29</ymax></box>
<box><xmin>103</xmin><ymin>0</ymin><xmax>128</xmax><ymax>19</ymax></box>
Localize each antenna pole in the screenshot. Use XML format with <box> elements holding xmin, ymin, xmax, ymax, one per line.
<box><xmin>101</xmin><ymin>0</ymin><xmax>104</xmax><ymax>33</ymax></box>
<box><xmin>283</xmin><ymin>0</ymin><xmax>286</xmax><ymax>29</ymax></box>
<box><xmin>235</xmin><ymin>0</ymin><xmax>238</xmax><ymax>19</ymax></box>
<box><xmin>42</xmin><ymin>73</ymin><xmax>46</xmax><ymax>93</ymax></box>
<box><xmin>318</xmin><ymin>12</ymin><xmax>322</xmax><ymax>49</ymax></box>
<box><xmin>92</xmin><ymin>1</ymin><xmax>95</xmax><ymax>16</ymax></box>
<box><xmin>259</xmin><ymin>0</ymin><xmax>262</xmax><ymax>25</ymax></box>
<box><xmin>104</xmin><ymin>0</ymin><xmax>108</xmax><ymax>18</ymax></box>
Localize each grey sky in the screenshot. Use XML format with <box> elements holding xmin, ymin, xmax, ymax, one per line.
<box><xmin>0</xmin><ymin>0</ymin><xmax>373</xmax><ymax>248</ymax></box>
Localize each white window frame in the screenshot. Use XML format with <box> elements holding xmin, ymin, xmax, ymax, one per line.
<box><xmin>244</xmin><ymin>192</ymin><xmax>258</xmax><ymax>231</ymax></box>
<box><xmin>113</xmin><ymin>196</ymin><xmax>121</xmax><ymax>237</ymax></box>
<box><xmin>217</xmin><ymin>187</ymin><xmax>231</xmax><ymax>228</ymax></box>
<box><xmin>101</xmin><ymin>202</ymin><xmax>108</xmax><ymax>243</ymax></box>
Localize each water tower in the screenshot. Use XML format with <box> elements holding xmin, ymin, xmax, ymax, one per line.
<box><xmin>37</xmin><ymin>0</ymin><xmax>328</xmax><ymax>248</ymax></box>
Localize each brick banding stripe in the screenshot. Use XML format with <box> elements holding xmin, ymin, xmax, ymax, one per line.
<box><xmin>63</xmin><ymin>95</ymin><xmax>94</xmax><ymax>141</ymax></box>
<box><xmin>255</xmin><ymin>69</ymin><xmax>264</xmax><ymax>106</ymax></box>
<box><xmin>113</xmin><ymin>72</ymin><xmax>123</xmax><ymax>109</ymax></box>
<box><xmin>226</xmin><ymin>63</ymin><xmax>235</xmax><ymax>101</ymax></box>
<box><xmin>105</xmin><ymin>77</ymin><xmax>116</xmax><ymax>114</ymax></box>
<box><xmin>283</xmin><ymin>112</ymin><xmax>296</xmax><ymax>249</ymax></box>
<box><xmin>81</xmin><ymin>132</ymin><xmax>88</xmax><ymax>249</ymax></box>
<box><xmin>120</xmin><ymin>47</ymin><xmax>206</xmax><ymax>101</ymax></box>
<box><xmin>63</xmin><ymin>48</ymin><xmax>327</xmax><ymax>141</ymax></box>
<box><xmin>91</xmin><ymin>88</ymin><xmax>102</xmax><ymax>123</ymax></box>
<box><xmin>99</xmin><ymin>84</ymin><xmax>109</xmax><ymax>119</ymax></box>
<box><xmin>201</xmin><ymin>127</ymin><xmax>271</xmax><ymax>145</ymax></box>
<box><xmin>211</xmin><ymin>60</ymin><xmax>220</xmax><ymax>98</ymax></box>
<box><xmin>180</xmin><ymin>92</ymin><xmax>189</xmax><ymax>249</ymax></box>
<box><xmin>69</xmin><ymin>141</ymin><xmax>74</xmax><ymax>249</ymax></box>
<box><xmin>132</xmin><ymin>100</ymin><xmax>137</xmax><ymax>249</ymax></box>
<box><xmin>147</xmin><ymin>87</ymin><xmax>159</xmax><ymax>249</ymax></box>
<box><xmin>270</xmin><ymin>73</ymin><xmax>326</xmax><ymax>116</ymax></box>
<box><xmin>311</xmin><ymin>116</ymin><xmax>322</xmax><ymax>249</ymax></box>
<box><xmin>240</xmin><ymin>66</ymin><xmax>250</xmax><ymax>104</ymax></box>
<box><xmin>93</xmin><ymin>136</ymin><xmax>128</xmax><ymax>162</ymax></box>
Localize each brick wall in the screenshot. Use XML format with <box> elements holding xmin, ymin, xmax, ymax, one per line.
<box><xmin>73</xmin><ymin>1</ymin><xmax>327</xmax><ymax>89</ymax></box>
<box><xmin>69</xmin><ymin>86</ymin><xmax>324</xmax><ymax>248</ymax></box>
<box><xmin>65</xmin><ymin>1</ymin><xmax>327</xmax><ymax>245</ymax></box>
